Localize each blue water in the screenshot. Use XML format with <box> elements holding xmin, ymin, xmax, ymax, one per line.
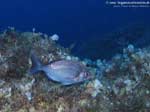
<box><xmin>0</xmin><ymin>0</ymin><xmax>150</xmax><ymax>59</ymax></box>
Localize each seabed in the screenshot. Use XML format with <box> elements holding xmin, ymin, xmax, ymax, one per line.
<box><xmin>0</xmin><ymin>28</ymin><xmax>150</xmax><ymax>112</ymax></box>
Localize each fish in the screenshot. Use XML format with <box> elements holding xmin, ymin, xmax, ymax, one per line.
<box><xmin>29</xmin><ymin>52</ymin><xmax>92</xmax><ymax>85</ymax></box>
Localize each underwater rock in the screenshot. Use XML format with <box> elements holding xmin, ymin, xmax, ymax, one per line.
<box><xmin>124</xmin><ymin>79</ymin><xmax>134</xmax><ymax>92</ymax></box>
<box><xmin>50</xmin><ymin>34</ymin><xmax>59</xmax><ymax>41</ymax></box>
<box><xmin>0</xmin><ymin>87</ymin><xmax>12</xmax><ymax>98</ymax></box>
<box><xmin>0</xmin><ymin>80</ymin><xmax>5</xmax><ymax>87</ymax></box>
<box><xmin>15</xmin><ymin>78</ymin><xmax>35</xmax><ymax>101</ymax></box>
<box><xmin>86</xmin><ymin>79</ymin><xmax>103</xmax><ymax>97</ymax></box>
<box><xmin>0</xmin><ymin>29</ymin><xmax>150</xmax><ymax>111</ymax></box>
<box><xmin>125</xmin><ymin>44</ymin><xmax>135</xmax><ymax>53</ymax></box>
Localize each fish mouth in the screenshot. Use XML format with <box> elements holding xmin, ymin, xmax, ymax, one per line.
<box><xmin>86</xmin><ymin>74</ymin><xmax>95</xmax><ymax>80</ymax></box>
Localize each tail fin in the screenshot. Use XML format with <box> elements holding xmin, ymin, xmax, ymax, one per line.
<box><xmin>30</xmin><ymin>51</ymin><xmax>42</xmax><ymax>74</ymax></box>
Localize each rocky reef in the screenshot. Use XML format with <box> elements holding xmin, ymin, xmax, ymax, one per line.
<box><xmin>0</xmin><ymin>28</ymin><xmax>150</xmax><ymax>112</ymax></box>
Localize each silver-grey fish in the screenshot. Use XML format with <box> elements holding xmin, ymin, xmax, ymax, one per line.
<box><xmin>30</xmin><ymin>53</ymin><xmax>92</xmax><ymax>85</ymax></box>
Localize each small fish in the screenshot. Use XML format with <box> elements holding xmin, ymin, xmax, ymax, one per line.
<box><xmin>30</xmin><ymin>52</ymin><xmax>92</xmax><ymax>85</ymax></box>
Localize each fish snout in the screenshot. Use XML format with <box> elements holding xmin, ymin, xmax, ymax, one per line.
<box><xmin>86</xmin><ymin>72</ymin><xmax>94</xmax><ymax>80</ymax></box>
